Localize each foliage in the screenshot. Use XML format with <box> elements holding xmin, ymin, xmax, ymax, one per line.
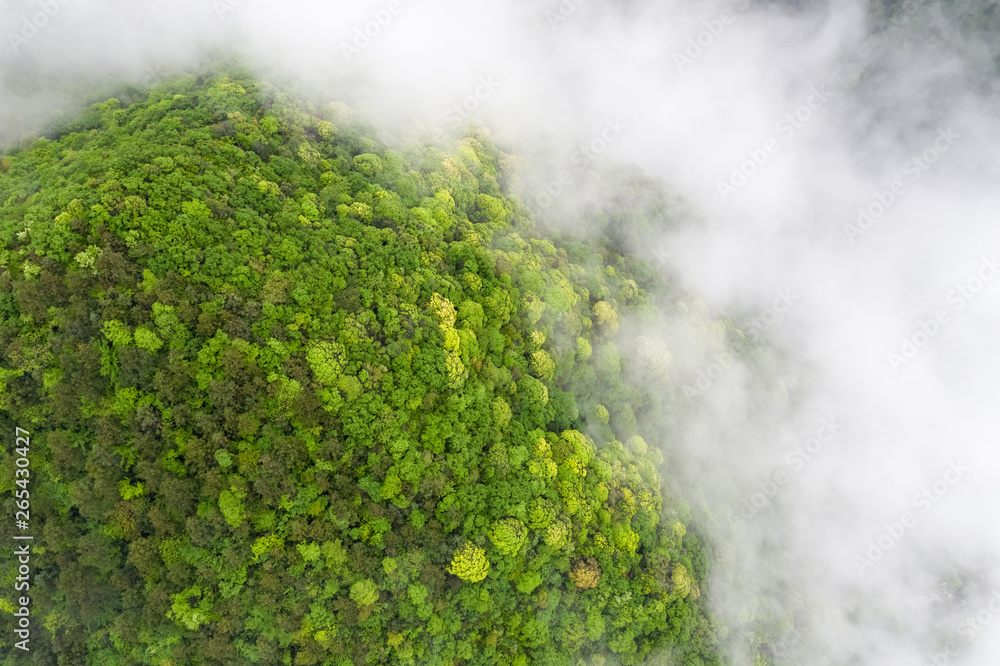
<box><xmin>447</xmin><ymin>542</ymin><xmax>491</xmax><ymax>583</ymax></box>
<box><xmin>569</xmin><ymin>557</ymin><xmax>602</xmax><ymax>589</ymax></box>
<box><xmin>671</xmin><ymin>563</ymin><xmax>701</xmax><ymax>600</ymax></box>
<box><xmin>488</xmin><ymin>517</ymin><xmax>529</xmax><ymax>557</ymax></box>
<box><xmin>0</xmin><ymin>64</ymin><xmax>731</xmax><ymax>666</ymax></box>
<box><xmin>349</xmin><ymin>579</ymin><xmax>380</xmax><ymax>607</ymax></box>
<box><xmin>133</xmin><ymin>326</ymin><xmax>163</xmax><ymax>352</ymax></box>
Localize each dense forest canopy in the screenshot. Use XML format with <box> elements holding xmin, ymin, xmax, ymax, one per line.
<box><xmin>0</xmin><ymin>65</ymin><xmax>767</xmax><ymax>665</ymax></box>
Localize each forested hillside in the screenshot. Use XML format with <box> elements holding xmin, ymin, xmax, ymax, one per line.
<box><xmin>0</xmin><ymin>66</ymin><xmax>731</xmax><ymax>665</ymax></box>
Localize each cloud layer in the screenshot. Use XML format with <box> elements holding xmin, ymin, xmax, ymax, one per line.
<box><xmin>2</xmin><ymin>0</ymin><xmax>999</xmax><ymax>663</ymax></box>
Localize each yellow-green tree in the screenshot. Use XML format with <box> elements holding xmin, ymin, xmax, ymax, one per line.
<box><xmin>527</xmin><ymin>497</ymin><xmax>557</xmax><ymax>530</ymax></box>
<box><xmin>626</xmin><ymin>435</ymin><xmax>648</xmax><ymax>456</ymax></box>
<box><xmin>447</xmin><ymin>543</ymin><xmax>491</xmax><ymax>582</ymax></box>
<box><xmin>167</xmin><ymin>585</ymin><xmax>213</xmax><ymax>630</ymax></box>
<box><xmin>561</xmin><ymin>430</ymin><xmax>593</xmax><ymax>463</ymax></box>
<box><xmin>133</xmin><ymin>326</ymin><xmax>163</xmax><ymax>352</ymax></box>
<box><xmin>528</xmin><ymin>458</ymin><xmax>558</xmax><ymax>480</ymax></box>
<box><xmin>516</xmin><ymin>570</ymin><xmax>543</xmax><ymax>594</ymax></box>
<box><xmin>218</xmin><ymin>489</ymin><xmax>245</xmax><ymax>528</ymax></box>
<box><xmin>306</xmin><ymin>340</ymin><xmax>348</xmax><ymax>385</ymax></box>
<box><xmin>349</xmin><ymin>578</ymin><xmax>380</xmax><ymax>607</ymax></box>
<box><xmin>543</xmin><ymin>518</ymin><xmax>571</xmax><ymax>549</ymax></box>
<box><xmin>592</xmin><ymin>301</ymin><xmax>619</xmax><ymax>337</ymax></box>
<box><xmin>488</xmin><ymin>518</ymin><xmax>528</xmax><ymax>557</ymax></box>
<box><xmin>529</xmin><ymin>349</ymin><xmax>555</xmax><ymax>381</ymax></box>
<box><xmin>637</xmin><ymin>335</ymin><xmax>672</xmax><ymax>377</ymax></box>
<box><xmin>430</xmin><ymin>292</ymin><xmax>466</xmax><ymax>387</ymax></box>
<box><xmin>491</xmin><ymin>397</ymin><xmax>512</xmax><ymax>431</ymax></box>
<box><xmin>671</xmin><ymin>563</ymin><xmax>700</xmax><ymax>599</ymax></box>
<box><xmin>612</xmin><ymin>522</ymin><xmax>640</xmax><ymax>554</ymax></box>
<box><xmin>102</xmin><ymin>320</ymin><xmax>132</xmax><ymax>347</ymax></box>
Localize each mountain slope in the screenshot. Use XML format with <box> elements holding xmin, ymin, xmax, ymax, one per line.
<box><xmin>0</xmin><ymin>66</ymin><xmax>723</xmax><ymax>666</ymax></box>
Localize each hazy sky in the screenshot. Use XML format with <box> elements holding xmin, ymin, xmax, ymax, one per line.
<box><xmin>2</xmin><ymin>0</ymin><xmax>999</xmax><ymax>664</ymax></box>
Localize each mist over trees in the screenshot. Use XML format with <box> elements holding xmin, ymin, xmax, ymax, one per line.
<box><xmin>0</xmin><ymin>64</ymin><xmax>754</xmax><ymax>665</ymax></box>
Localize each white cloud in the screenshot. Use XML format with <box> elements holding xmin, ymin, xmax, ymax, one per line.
<box><xmin>2</xmin><ymin>0</ymin><xmax>999</xmax><ymax>663</ymax></box>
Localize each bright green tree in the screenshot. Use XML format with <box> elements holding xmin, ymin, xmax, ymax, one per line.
<box><xmin>218</xmin><ymin>490</ymin><xmax>246</xmax><ymax>528</ymax></box>
<box><xmin>489</xmin><ymin>518</ymin><xmax>528</xmax><ymax>557</ymax></box>
<box><xmin>350</xmin><ymin>578</ymin><xmax>380</xmax><ymax>607</ymax></box>
<box><xmin>529</xmin><ymin>349</ymin><xmax>555</xmax><ymax>381</ymax></box>
<box><xmin>516</xmin><ymin>570</ymin><xmax>543</xmax><ymax>594</ymax></box>
<box><xmin>593</xmin><ymin>301</ymin><xmax>619</xmax><ymax>337</ymax></box>
<box><xmin>527</xmin><ymin>498</ymin><xmax>557</xmax><ymax>530</ymax></box>
<box><xmin>447</xmin><ymin>543</ymin><xmax>491</xmax><ymax>582</ymax></box>
<box><xmin>133</xmin><ymin>326</ymin><xmax>163</xmax><ymax>352</ymax></box>
<box><xmin>102</xmin><ymin>320</ymin><xmax>132</xmax><ymax>347</ymax></box>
